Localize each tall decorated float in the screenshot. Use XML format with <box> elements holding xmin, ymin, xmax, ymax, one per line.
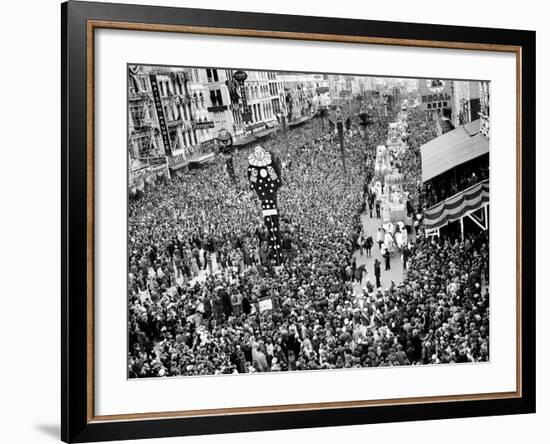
<box><xmin>386</xmin><ymin>121</ymin><xmax>408</xmax><ymax>155</ymax></box>
<box><xmin>372</xmin><ymin>145</ymin><xmax>392</xmax><ymax>200</ymax></box>
<box><xmin>382</xmin><ymin>170</ymin><xmax>410</xmax><ymax>223</ymax></box>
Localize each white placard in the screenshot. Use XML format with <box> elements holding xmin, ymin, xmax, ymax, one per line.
<box><xmin>95</xmin><ymin>28</ymin><xmax>516</xmax><ymax>416</ymax></box>
<box><xmin>258</xmin><ymin>298</ymin><xmax>273</xmax><ymax>313</ymax></box>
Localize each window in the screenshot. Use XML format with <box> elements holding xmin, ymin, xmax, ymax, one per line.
<box><xmin>129</xmin><ymin>103</ymin><xmax>142</xmax><ymax>127</ymax></box>
<box><xmin>140</xmin><ymin>77</ymin><xmax>148</xmax><ymax>91</ymax></box>
<box><xmin>132</xmin><ymin>133</ymin><xmax>157</xmax><ymax>158</ymax></box>
<box><xmin>163</xmin><ymin>105</ymin><xmax>172</xmax><ymax>121</ymax></box>
<box><xmin>212</xmin><ymin>69</ymin><xmax>219</xmax><ymax>82</ymax></box>
<box><xmin>209</xmin><ymin>89</ymin><xmax>224</xmax><ymax>107</ymax></box>
<box><xmin>159</xmin><ymin>82</ymin><xmax>165</xmax><ymax>96</ymax></box>
<box><xmin>206</xmin><ymin>69</ymin><xmax>213</xmax><ymax>82</ymax></box>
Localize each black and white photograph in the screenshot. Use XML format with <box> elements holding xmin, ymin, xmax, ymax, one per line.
<box><xmin>127</xmin><ymin>65</ymin><xmax>490</xmax><ymax>378</ymax></box>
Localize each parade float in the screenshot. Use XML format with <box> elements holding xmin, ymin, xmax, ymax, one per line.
<box><xmin>381</xmin><ymin>170</ymin><xmax>410</xmax><ymax>224</ymax></box>
<box><xmin>371</xmin><ymin>144</ymin><xmax>411</xmax><ymax>225</ymax></box>
<box><xmin>386</xmin><ymin>121</ymin><xmax>409</xmax><ymax>155</ymax></box>
<box><xmin>373</xmin><ymin>145</ymin><xmax>392</xmax><ymax>183</ymax></box>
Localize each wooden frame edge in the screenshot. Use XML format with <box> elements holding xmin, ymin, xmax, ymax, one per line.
<box><xmin>84</xmin><ymin>18</ymin><xmax>525</xmax><ymax>425</ymax></box>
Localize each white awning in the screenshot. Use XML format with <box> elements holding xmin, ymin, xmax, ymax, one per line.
<box><xmin>421</xmin><ymin>119</ymin><xmax>489</xmax><ymax>183</ymax></box>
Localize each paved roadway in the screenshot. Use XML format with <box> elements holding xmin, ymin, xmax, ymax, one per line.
<box><xmin>352</xmin><ymin>211</ymin><xmax>409</xmax><ymax>294</ymax></box>
<box><xmin>188</xmin><ymin>210</ymin><xmax>412</xmax><ymax>294</ymax></box>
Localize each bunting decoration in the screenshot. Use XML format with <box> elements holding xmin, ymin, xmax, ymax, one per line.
<box><xmin>424</xmin><ymin>180</ymin><xmax>489</xmax><ymax>230</ymax></box>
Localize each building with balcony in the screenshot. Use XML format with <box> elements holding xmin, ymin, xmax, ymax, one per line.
<box><xmin>128</xmin><ymin>65</ymin><xmax>208</xmax><ymax>173</ymax></box>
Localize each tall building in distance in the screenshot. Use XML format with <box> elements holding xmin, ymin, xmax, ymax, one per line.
<box><xmin>277</xmin><ymin>73</ymin><xmax>330</xmax><ymax>121</ymax></box>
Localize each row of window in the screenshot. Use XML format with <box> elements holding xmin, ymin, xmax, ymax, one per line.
<box><xmin>246</xmin><ymin>101</ymin><xmax>275</xmax><ymax>123</ymax></box>
<box><xmin>206</xmin><ymin>69</ymin><xmax>219</xmax><ymax>83</ymax></box>
<box><xmin>427</xmin><ymin>101</ymin><xmax>448</xmax><ymax>109</ymax></box>
<box><xmin>171</xmin><ymin>128</ymin><xmax>198</xmax><ymax>150</ymax></box>
<box><xmin>245</xmin><ymin>83</ymin><xmax>277</xmax><ymax>100</ymax></box>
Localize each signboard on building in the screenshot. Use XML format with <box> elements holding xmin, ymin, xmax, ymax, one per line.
<box><xmin>193</xmin><ymin>121</ymin><xmax>215</xmax><ymax>130</ymax></box>
<box><xmin>146</xmin><ymin>156</ymin><xmax>168</xmax><ymax>166</ymax></box>
<box><xmin>233</xmin><ymin>70</ymin><xmax>248</xmax><ymax>82</ymax></box>
<box><xmin>201</xmin><ymin>139</ymin><xmax>216</xmax><ymax>151</ymax></box>
<box><xmin>207</xmin><ymin>105</ymin><xmax>228</xmax><ymax>113</ymax></box>
<box><xmin>419</xmin><ymin>79</ymin><xmax>453</xmax><ymax>112</ymax></box>
<box><xmin>316</xmin><ymin>86</ymin><xmax>329</xmax><ymax>94</ymax></box>
<box><xmin>340</xmin><ymin>90</ymin><xmax>351</xmax><ymax>98</ymax></box>
<box><xmin>149</xmin><ymin>74</ymin><xmax>172</xmax><ymax>156</ymax></box>
<box><xmin>247</xmin><ymin>122</ymin><xmax>265</xmax><ymax>130</ymax></box>
<box><xmin>233</xmin><ymin>71</ymin><xmax>252</xmax><ymax>124</ymax></box>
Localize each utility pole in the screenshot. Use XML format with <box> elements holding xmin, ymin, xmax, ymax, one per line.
<box><xmin>280</xmin><ymin>113</ymin><xmax>289</xmax><ymax>151</ymax></box>
<box><xmin>217</xmin><ymin>128</ymin><xmax>236</xmax><ymax>185</ymax></box>
<box><xmin>335</xmin><ymin>108</ymin><xmax>346</xmax><ymax>175</ymax></box>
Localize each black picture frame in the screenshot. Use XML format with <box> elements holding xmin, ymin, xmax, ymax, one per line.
<box><xmin>61</xmin><ymin>1</ymin><xmax>536</xmax><ymax>442</ymax></box>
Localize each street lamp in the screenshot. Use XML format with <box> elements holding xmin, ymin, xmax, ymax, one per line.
<box><xmin>232</xmin><ymin>70</ymin><xmax>252</xmax><ymax>129</ymax></box>
<box><xmin>318</xmin><ymin>106</ymin><xmax>328</xmax><ymax>132</ymax></box>
<box><xmin>217</xmin><ymin>128</ymin><xmax>236</xmax><ymax>185</ymax></box>
<box><xmin>334</xmin><ymin>108</ymin><xmax>347</xmax><ymax>175</ymax></box>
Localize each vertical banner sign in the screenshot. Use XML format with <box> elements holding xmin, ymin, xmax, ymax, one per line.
<box><xmin>149</xmin><ymin>74</ymin><xmax>172</xmax><ymax>156</ymax></box>
<box><xmin>233</xmin><ymin>70</ymin><xmax>251</xmax><ymax>123</ymax></box>
<box><xmin>217</xmin><ymin>129</ymin><xmax>236</xmax><ymax>185</ymax></box>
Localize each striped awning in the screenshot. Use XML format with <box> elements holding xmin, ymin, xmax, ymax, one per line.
<box><xmin>424</xmin><ymin>180</ymin><xmax>489</xmax><ymax>230</ymax></box>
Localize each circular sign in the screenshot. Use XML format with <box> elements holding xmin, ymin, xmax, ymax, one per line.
<box><xmin>426</xmin><ymin>79</ymin><xmax>446</xmax><ymax>93</ymax></box>
<box><xmin>217</xmin><ymin>128</ymin><xmax>233</xmax><ymax>154</ymax></box>
<box><xmin>233</xmin><ymin>70</ymin><xmax>248</xmax><ymax>82</ymax></box>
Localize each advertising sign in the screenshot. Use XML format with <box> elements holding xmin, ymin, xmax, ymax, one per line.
<box><xmin>149</xmin><ymin>74</ymin><xmax>172</xmax><ymax>156</ymax></box>
<box><xmin>233</xmin><ymin>70</ymin><xmax>252</xmax><ymax>123</ymax></box>
<box><xmin>418</xmin><ymin>79</ymin><xmax>453</xmax><ymax>111</ymax></box>
<box><xmin>193</xmin><ymin>121</ymin><xmax>215</xmax><ymax>130</ymax></box>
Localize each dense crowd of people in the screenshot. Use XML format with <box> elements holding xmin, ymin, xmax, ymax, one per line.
<box><xmin>128</xmin><ymin>107</ymin><xmax>490</xmax><ymax>378</ymax></box>
<box><xmin>423</xmin><ymin>159</ymin><xmax>489</xmax><ymax>208</ymax></box>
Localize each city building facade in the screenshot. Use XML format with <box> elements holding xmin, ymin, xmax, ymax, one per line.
<box><xmin>451</xmin><ymin>80</ymin><xmax>482</xmax><ymax>128</ymax></box>
<box><xmin>128</xmin><ymin>67</ymin><xmax>343</xmax><ymax>177</ymax></box>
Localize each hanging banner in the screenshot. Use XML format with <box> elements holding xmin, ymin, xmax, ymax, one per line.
<box><xmin>193</xmin><ymin>121</ymin><xmax>215</xmax><ymax>130</ymax></box>
<box><xmin>233</xmin><ymin>70</ymin><xmax>252</xmax><ymax>123</ymax></box>
<box><xmin>149</xmin><ymin>74</ymin><xmax>172</xmax><ymax>156</ymax></box>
